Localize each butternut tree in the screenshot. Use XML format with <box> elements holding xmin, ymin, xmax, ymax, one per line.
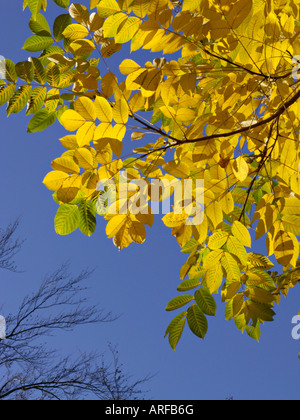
<box><xmin>1</xmin><ymin>0</ymin><xmax>300</xmax><ymax>353</ymax></box>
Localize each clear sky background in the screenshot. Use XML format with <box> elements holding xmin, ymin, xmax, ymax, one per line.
<box><xmin>0</xmin><ymin>1</ymin><xmax>300</xmax><ymax>400</ymax></box>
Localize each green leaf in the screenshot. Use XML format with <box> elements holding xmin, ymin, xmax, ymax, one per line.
<box><xmin>3</xmin><ymin>59</ymin><xmax>18</xmax><ymax>83</ymax></box>
<box><xmin>7</xmin><ymin>85</ymin><xmax>32</xmax><ymax>116</ymax></box>
<box><xmin>177</xmin><ymin>278</ymin><xmax>201</xmax><ymax>292</ymax></box>
<box><xmin>53</xmin><ymin>13</ymin><xmax>72</xmax><ymax>41</ymax></box>
<box><xmin>246</xmin><ymin>301</ymin><xmax>275</xmax><ymax>322</ymax></box>
<box><xmin>78</xmin><ymin>201</ymin><xmax>97</xmax><ymax>237</ymax></box>
<box><xmin>28</xmin><ymin>0</ymin><xmax>42</xmax><ymax>19</ymax></box>
<box><xmin>52</xmin><ymin>0</ymin><xmax>70</xmax><ymax>8</ymax></box>
<box><xmin>165</xmin><ymin>295</ymin><xmax>194</xmax><ymax>311</ymax></box>
<box><xmin>247</xmin><ymin>253</ymin><xmax>274</xmax><ymax>269</ymax></box>
<box><xmin>15</xmin><ymin>61</ymin><xmax>35</xmax><ymax>83</ymax></box>
<box><xmin>29</xmin><ymin>12</ymin><xmax>51</xmax><ymax>35</ymax></box>
<box><xmin>164</xmin><ymin>312</ymin><xmax>187</xmax><ymax>351</ymax></box>
<box><xmin>39</xmin><ymin>46</ymin><xmax>65</xmax><ymax>66</ymax></box>
<box><xmin>245</xmin><ymin>287</ymin><xmax>275</xmax><ymax>304</ymax></box>
<box><xmin>0</xmin><ymin>84</ymin><xmax>16</xmax><ymax>107</ymax></box>
<box><xmin>46</xmin><ymin>63</ymin><xmax>60</xmax><ymax>86</ymax></box>
<box><xmin>246</xmin><ymin>322</ymin><xmax>261</xmax><ymax>342</ymax></box>
<box><xmin>225</xmin><ymin>293</ymin><xmax>244</xmax><ymax>321</ymax></box>
<box><xmin>27</xmin><ymin>109</ymin><xmax>57</xmax><ymax>133</ymax></box>
<box><xmin>194</xmin><ymin>288</ymin><xmax>217</xmax><ymax>316</ymax></box>
<box><xmin>29</xmin><ymin>57</ymin><xmax>47</xmax><ymax>84</ymax></box>
<box><xmin>186</xmin><ymin>304</ymin><xmax>208</xmax><ymax>339</ymax></box>
<box><xmin>23</xmin><ymin>35</ymin><xmax>54</xmax><ymax>52</ymax></box>
<box><xmin>26</xmin><ymin>86</ymin><xmax>47</xmax><ymax>115</ymax></box>
<box><xmin>181</xmin><ymin>238</ymin><xmax>199</xmax><ymax>254</ymax></box>
<box><xmin>55</xmin><ymin>204</ymin><xmax>80</xmax><ymax>235</ymax></box>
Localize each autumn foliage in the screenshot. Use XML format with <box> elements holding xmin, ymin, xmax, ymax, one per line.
<box><xmin>1</xmin><ymin>0</ymin><xmax>300</xmax><ymax>352</ymax></box>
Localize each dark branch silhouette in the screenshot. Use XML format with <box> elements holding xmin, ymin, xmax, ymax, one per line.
<box><xmin>0</xmin><ymin>219</ymin><xmax>23</xmax><ymax>272</ymax></box>
<box><xmin>0</xmin><ymin>221</ymin><xmax>151</xmax><ymax>400</ymax></box>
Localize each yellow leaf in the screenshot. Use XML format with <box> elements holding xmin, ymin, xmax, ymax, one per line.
<box><xmin>60</xmin><ymin>110</ymin><xmax>86</xmax><ymax>132</ymax></box>
<box><xmin>274</xmin><ymin>230</ymin><xmax>294</xmax><ymax>267</ymax></box>
<box><xmin>97</xmin><ymin>0</ymin><xmax>121</xmax><ymax>17</ymax></box>
<box><xmin>94</xmin><ymin>122</ymin><xmax>114</xmax><ymax>139</ymax></box>
<box><xmin>129</xmin><ymin>0</ymin><xmax>151</xmax><ymax>18</ymax></box>
<box><xmin>289</xmin><ymin>232</ymin><xmax>299</xmax><ymax>268</ymax></box>
<box><xmin>232</xmin><ymin>156</ymin><xmax>249</xmax><ymax>182</ymax></box>
<box><xmin>101</xmin><ymin>72</ymin><xmax>120</xmax><ymax>99</ymax></box>
<box><xmin>63</xmin><ymin>24</ymin><xmax>89</xmax><ymax>40</ymax></box>
<box><xmin>115</xmin><ymin>16</ymin><xmax>141</xmax><ymax>44</ymax></box>
<box><xmin>224</xmin><ymin>0</ymin><xmax>253</xmax><ymax>29</ymax></box>
<box><xmin>43</xmin><ymin>171</ymin><xmax>69</xmax><ymax>191</ymax></box>
<box><xmin>203</xmin><ymin>249</ymin><xmax>224</xmax><ymax>270</ymax></box>
<box><xmin>111</xmin><ymin>123</ymin><xmax>126</xmax><ymax>141</ymax></box>
<box><xmin>94</xmin><ymin>96</ymin><xmax>113</xmax><ymax>122</ymax></box>
<box><xmin>160</xmin><ymin>105</ymin><xmax>176</xmax><ymax>119</ymax></box>
<box><xmin>208</xmin><ymin>230</ymin><xmax>229</xmax><ymax>250</ymax></box>
<box><xmin>51</xmin><ymin>155</ymin><xmax>80</xmax><ymax>174</ymax></box>
<box><xmin>99</xmin><ymin>137</ymin><xmax>123</xmax><ymax>157</ymax></box>
<box><xmin>103</xmin><ymin>12</ymin><xmax>128</xmax><ymax>38</ymax></box>
<box><xmin>182</xmin><ymin>0</ymin><xmax>201</xmax><ymax>12</ymax></box>
<box><xmin>113</xmin><ymin>98</ymin><xmax>129</xmax><ymax>124</ymax></box>
<box><xmin>163</xmin><ymin>160</ymin><xmax>190</xmax><ymax>178</ymax></box>
<box><xmin>69</xmin><ymin>39</ymin><xmax>96</xmax><ymax>57</ymax></box>
<box><xmin>282</xmin><ymin>14</ymin><xmax>295</xmax><ymax>36</ymax></box>
<box><xmin>119</xmin><ymin>59</ymin><xmax>141</xmax><ymax>75</ymax></box>
<box><xmin>232</xmin><ymin>221</ymin><xmax>251</xmax><ymax>247</ymax></box>
<box><xmin>192</xmin><ymin>213</ymin><xmax>208</xmax><ymax>244</ymax></box>
<box><xmin>219</xmin><ymin>191</ymin><xmax>234</xmax><ymax>215</ymax></box>
<box><xmin>226</xmin><ymin>236</ymin><xmax>248</xmax><ymax>266</ymax></box>
<box><xmin>282</xmin><ymin>214</ymin><xmax>300</xmax><ymax>236</ymax></box>
<box><xmin>74</xmin><ymin>97</ymin><xmax>97</xmax><ymax>121</ymax></box>
<box><xmin>126</xmin><ymin>68</ymin><xmax>147</xmax><ymax>90</ymax></box>
<box><xmin>206</xmin><ymin>201</ymin><xmax>223</xmax><ymax>230</ymax></box>
<box><xmin>101</xmin><ymin>39</ymin><xmax>122</xmax><ymax>57</ymax></box>
<box><xmin>59</xmin><ymin>135</ymin><xmax>79</xmax><ymax>150</ymax></box>
<box><xmin>56</xmin><ymin>175</ymin><xmax>82</xmax><ymax>203</ymax></box>
<box><xmin>221</xmin><ymin>252</ymin><xmax>241</xmax><ymax>283</ymax></box>
<box><xmin>205</xmin><ymin>262</ymin><xmax>223</xmax><ymax>294</ymax></box>
<box><xmin>106</xmin><ymin>214</ymin><xmax>128</xmax><ymax>238</ymax></box>
<box><xmin>89</xmin><ymin>12</ymin><xmax>104</xmax><ymax>31</ymax></box>
<box><xmin>138</xmin><ymin>69</ymin><xmax>161</xmax><ymax>95</ymax></box>
<box><xmin>128</xmin><ymin>218</ymin><xmax>147</xmax><ymax>244</ymax></box>
<box><xmin>280</xmin><ymin>197</ymin><xmax>300</xmax><ymax>215</ymax></box>
<box><xmin>131</xmin><ymin>131</ymin><xmax>145</xmax><ymax>141</ymax></box>
<box><xmin>90</xmin><ymin>0</ymin><xmax>100</xmax><ymax>9</ymax></box>
<box><xmin>175</xmin><ymin>108</ymin><xmax>196</xmax><ymax>123</ymax></box>
<box><xmin>76</xmin><ymin>122</ymin><xmax>96</xmax><ymax>147</ymax></box>
<box><xmin>113</xmin><ymin>222</ymin><xmax>133</xmax><ymax>250</ymax></box>
<box><xmin>162</xmin><ymin>212</ymin><xmax>188</xmax><ymax>228</ymax></box>
<box><xmin>73</xmin><ymin>148</ymin><xmax>95</xmax><ymax>170</ymax></box>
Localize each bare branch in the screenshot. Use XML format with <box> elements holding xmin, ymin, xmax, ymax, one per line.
<box><xmin>0</xmin><ymin>219</ymin><xmax>23</xmax><ymax>272</ymax></box>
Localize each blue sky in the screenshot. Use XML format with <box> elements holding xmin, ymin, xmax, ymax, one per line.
<box><xmin>0</xmin><ymin>1</ymin><xmax>300</xmax><ymax>400</ymax></box>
